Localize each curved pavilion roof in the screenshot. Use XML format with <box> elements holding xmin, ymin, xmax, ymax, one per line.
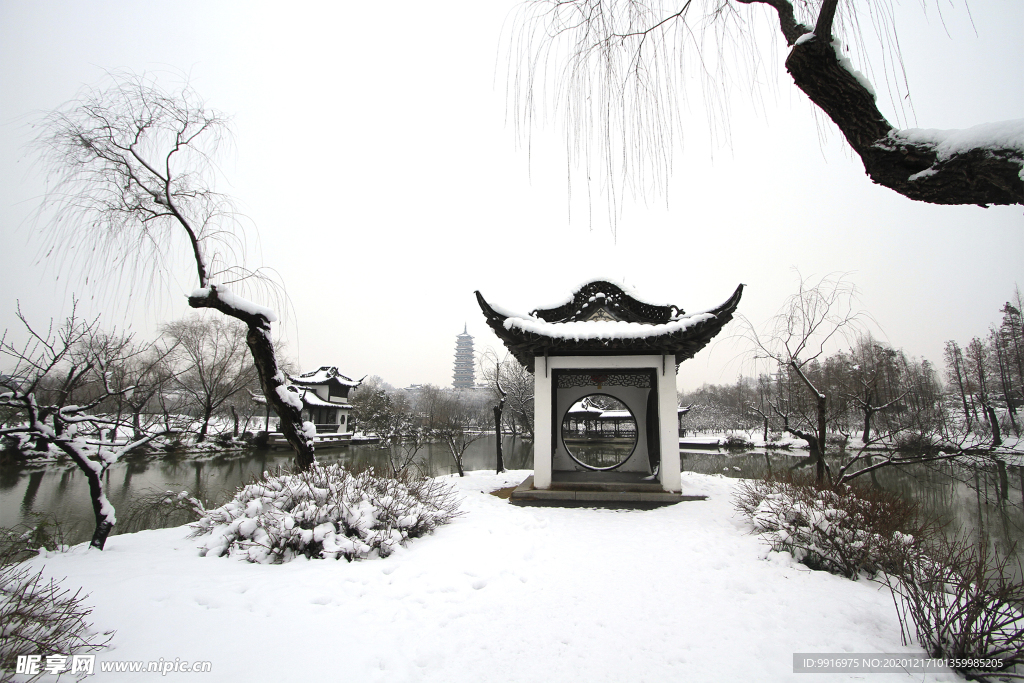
<box><xmin>475</xmin><ymin>280</ymin><xmax>743</xmax><ymax>372</ymax></box>
<box><xmin>289</xmin><ymin>366</ymin><xmax>360</xmax><ymax>388</ymax></box>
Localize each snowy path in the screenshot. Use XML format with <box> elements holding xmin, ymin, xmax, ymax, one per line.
<box><xmin>22</xmin><ymin>471</ymin><xmax>957</xmax><ymax>682</ymax></box>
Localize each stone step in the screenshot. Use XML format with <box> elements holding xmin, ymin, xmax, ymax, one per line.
<box><xmin>508</xmin><ymin>475</ymin><xmax>708</xmax><ymax>507</ymax></box>
<box><xmin>549</xmin><ymin>480</ymin><xmax>665</xmax><ymax>492</ymax></box>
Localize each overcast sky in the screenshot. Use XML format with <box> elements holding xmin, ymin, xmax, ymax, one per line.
<box><xmin>1</xmin><ymin>0</ymin><xmax>1021</xmax><ymax>392</ymax></box>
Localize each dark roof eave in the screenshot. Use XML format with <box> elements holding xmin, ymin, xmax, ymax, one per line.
<box><xmin>475</xmin><ymin>284</ymin><xmax>744</xmax><ymax>373</ymax></box>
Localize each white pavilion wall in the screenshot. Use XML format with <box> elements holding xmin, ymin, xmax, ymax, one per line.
<box><xmin>533</xmin><ymin>355</ymin><xmax>681</xmax><ymax>493</ymax></box>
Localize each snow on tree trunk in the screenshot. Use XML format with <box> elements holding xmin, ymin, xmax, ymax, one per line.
<box><xmin>778</xmin><ymin>11</ymin><xmax>1024</xmax><ymax>206</ymax></box>
<box><xmin>51</xmin><ymin>440</ymin><xmax>116</xmax><ymax>549</ymax></box>
<box><xmin>188</xmin><ymin>285</ymin><xmax>315</xmax><ymax>470</ymax></box>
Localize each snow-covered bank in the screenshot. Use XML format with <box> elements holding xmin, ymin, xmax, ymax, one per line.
<box><xmin>17</xmin><ymin>471</ymin><xmax>957</xmax><ymax>682</ymax></box>
<box><xmin>684</xmin><ymin>430</ymin><xmax>1024</xmax><ymax>457</ymax></box>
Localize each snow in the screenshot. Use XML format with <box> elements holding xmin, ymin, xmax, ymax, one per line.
<box><xmin>832</xmin><ymin>39</ymin><xmax>876</xmax><ymax>99</ymax></box>
<box><xmin>97</xmin><ymin>493</ymin><xmax>116</xmax><ymax>525</ymax></box>
<box><xmin>189</xmin><ymin>285</ymin><xmax>278</xmax><ymax>323</ymax></box>
<box><xmin>503</xmin><ymin>313</ymin><xmax>715</xmax><ymax>341</ymax></box>
<box><xmin>787</xmin><ymin>34</ymin><xmax>876</xmax><ymax>99</ymax></box>
<box><xmin>275</xmin><ymin>385</ymin><xmax>303</xmax><ymax>411</ymax></box>
<box><xmin>893</xmin><ymin>120</ymin><xmax>1024</xmax><ymax>179</ymax></box>
<box><xmin>290</xmin><ymin>367</ymin><xmax>359</xmax><ymax>387</ymax></box>
<box><xmin>794</xmin><ymin>32</ymin><xmax>814</xmax><ymax>46</ymax></box>
<box><xmin>19</xmin><ymin>471</ymin><xmax>957</xmax><ymax>682</ymax></box>
<box><xmin>567</xmin><ymin>398</ymin><xmax>603</xmax><ymax>415</ymax></box>
<box><xmin>296</xmin><ymin>388</ymin><xmax>351</xmax><ymax>408</ymax></box>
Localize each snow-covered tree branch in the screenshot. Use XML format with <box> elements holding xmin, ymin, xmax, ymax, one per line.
<box><xmin>34</xmin><ymin>73</ymin><xmax>316</xmax><ymax>470</ymax></box>
<box><xmin>740</xmin><ymin>273</ymin><xmax>864</xmax><ymax>483</ymax></box>
<box><xmin>510</xmin><ymin>0</ymin><xmax>1023</xmax><ymax>207</ymax></box>
<box><xmin>0</xmin><ymin>305</ymin><xmax>165</xmax><ymax>549</ymax></box>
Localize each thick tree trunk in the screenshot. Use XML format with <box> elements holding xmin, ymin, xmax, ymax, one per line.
<box><xmin>861</xmin><ymin>406</ymin><xmax>873</xmax><ymax>445</ymax></box>
<box><xmin>985</xmin><ymin>404</ymin><xmax>1003</xmax><ymax>448</ymax></box>
<box><xmin>132</xmin><ymin>410</ymin><xmax>144</xmax><ymax>441</ymax></box>
<box><xmin>189</xmin><ymin>286</ymin><xmax>315</xmax><ymax>470</ymax></box>
<box><xmin>56</xmin><ymin>443</ymin><xmax>114</xmax><ymax>549</ymax></box>
<box><xmin>747</xmin><ymin>0</ymin><xmax>1024</xmax><ymax>206</ymax></box>
<box><xmin>788</xmin><ymin>361</ymin><xmax>829</xmax><ymax>485</ymax></box>
<box><xmin>198</xmin><ymin>406</ymin><xmax>213</xmax><ymax>442</ymax></box>
<box><xmin>447</xmin><ymin>438</ymin><xmax>466</xmax><ymax>477</ymax></box>
<box><xmin>493</xmin><ymin>404</ymin><xmax>505</xmax><ymax>474</ymax></box>
<box><xmin>785</xmin><ymin>425</ymin><xmax>824</xmax><ymax>484</ymax></box>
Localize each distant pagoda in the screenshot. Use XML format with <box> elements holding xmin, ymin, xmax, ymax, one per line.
<box><xmin>453</xmin><ymin>325</ymin><xmax>476</xmax><ymax>389</ymax></box>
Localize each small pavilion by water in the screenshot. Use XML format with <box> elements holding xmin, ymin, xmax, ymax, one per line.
<box><xmin>475</xmin><ymin>280</ymin><xmax>742</xmax><ymax>504</ymax></box>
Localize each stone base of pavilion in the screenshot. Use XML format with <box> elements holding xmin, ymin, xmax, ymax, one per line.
<box><xmin>508</xmin><ymin>471</ymin><xmax>708</xmax><ymax>508</ymax></box>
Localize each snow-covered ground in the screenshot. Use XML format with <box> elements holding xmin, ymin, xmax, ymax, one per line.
<box><xmin>18</xmin><ymin>471</ymin><xmax>958</xmax><ymax>682</ymax></box>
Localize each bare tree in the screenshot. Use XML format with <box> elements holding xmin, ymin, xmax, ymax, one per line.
<box><xmin>965</xmin><ymin>336</ymin><xmax>1002</xmax><ymax>448</ymax></box>
<box><xmin>0</xmin><ymin>305</ymin><xmax>165</xmax><ymax>549</ymax></box>
<box><xmin>351</xmin><ymin>384</ymin><xmax>424</xmax><ymax>477</ymax></box>
<box><xmin>843</xmin><ymin>335</ymin><xmax>907</xmax><ymax>446</ymax></box>
<box><xmin>420</xmin><ymin>385</ymin><xmax>487</xmax><ymax>478</ymax></box>
<box><xmin>742</xmin><ymin>273</ymin><xmax>863</xmax><ymax>483</ymax></box>
<box><xmin>480</xmin><ymin>350</ymin><xmax>535</xmax><ymax>440</ymax></box>
<box><xmin>106</xmin><ymin>340</ymin><xmax>180</xmax><ymax>441</ymax></box>
<box><xmin>944</xmin><ymin>339</ymin><xmax>977</xmax><ymax>432</ymax></box>
<box><xmin>34</xmin><ymin>73</ymin><xmax>316</xmax><ymax>469</ymax></box>
<box><xmin>992</xmin><ymin>317</ymin><xmax>1021</xmax><ymax>439</ymax></box>
<box><xmin>510</xmin><ymin>0</ymin><xmax>1023</xmax><ymax>208</ymax></box>
<box><xmin>162</xmin><ymin>316</ymin><xmax>257</xmax><ymax>442</ymax></box>
<box><xmin>493</xmin><ymin>380</ymin><xmax>507</xmax><ymax>474</ymax></box>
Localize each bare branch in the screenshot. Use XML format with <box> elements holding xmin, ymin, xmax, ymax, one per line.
<box><xmin>510</xmin><ymin>0</ymin><xmax>1023</xmax><ymax>208</ymax></box>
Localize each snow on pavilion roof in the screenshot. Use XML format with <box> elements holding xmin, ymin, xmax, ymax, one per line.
<box><xmin>289</xmin><ymin>366</ymin><xmax>360</xmax><ymax>387</ymax></box>
<box><xmin>280</xmin><ymin>385</ymin><xmax>354</xmax><ymax>410</ymax></box>
<box><xmin>301</xmin><ymin>389</ymin><xmax>354</xmax><ymax>409</ymax></box>
<box><xmin>475</xmin><ymin>280</ymin><xmax>743</xmax><ymax>372</ymax></box>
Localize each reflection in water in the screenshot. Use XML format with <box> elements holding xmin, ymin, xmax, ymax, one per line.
<box><xmin>564</xmin><ymin>442</ymin><xmax>636</xmax><ymax>469</ymax></box>
<box><xmin>8</xmin><ymin>439</ymin><xmax>1022</xmax><ymax>576</ymax></box>
<box><xmin>57</xmin><ymin>468</ymin><xmax>72</xmax><ymax>494</ymax></box>
<box><xmin>561</xmin><ymin>394</ymin><xmax>637</xmax><ymax>470</ymax></box>
<box><xmin>681</xmin><ymin>448</ymin><xmax>1024</xmax><ymax>579</ymax></box>
<box><xmin>21</xmin><ymin>470</ymin><xmax>45</xmax><ymax>512</ymax></box>
<box><xmin>0</xmin><ymin>436</ymin><xmax>535</xmax><ymax>546</ymax></box>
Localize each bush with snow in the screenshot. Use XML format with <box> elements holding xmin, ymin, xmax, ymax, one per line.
<box><xmin>735</xmin><ymin>477</ymin><xmax>932</xmax><ymax>579</ymax></box>
<box><xmin>887</xmin><ymin>535</ymin><xmax>1024</xmax><ymax>674</ymax></box>
<box><xmin>0</xmin><ymin>547</ymin><xmax>112</xmax><ymax>680</ymax></box>
<box><xmin>722</xmin><ymin>432</ymin><xmax>754</xmax><ymax>450</ymax></box>
<box><xmin>190</xmin><ymin>465</ymin><xmax>461</xmax><ymax>563</ymax></box>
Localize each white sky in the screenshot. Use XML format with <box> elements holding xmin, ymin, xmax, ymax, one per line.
<box><xmin>1</xmin><ymin>0</ymin><xmax>1021</xmax><ymax>392</ymax></box>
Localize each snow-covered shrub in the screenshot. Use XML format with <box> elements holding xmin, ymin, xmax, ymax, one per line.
<box><xmin>191</xmin><ymin>465</ymin><xmax>461</xmax><ymax>563</ymax></box>
<box><xmin>887</xmin><ymin>535</ymin><xmax>1024</xmax><ymax>674</ymax></box>
<box><xmin>0</xmin><ymin>561</ymin><xmax>113</xmax><ymax>680</ymax></box>
<box><xmin>0</xmin><ymin>518</ymin><xmax>72</xmax><ymax>566</ymax></box>
<box><xmin>735</xmin><ymin>477</ymin><xmax>932</xmax><ymax>579</ymax></box>
<box><xmin>722</xmin><ymin>432</ymin><xmax>754</xmax><ymax>450</ymax></box>
<box><xmin>893</xmin><ymin>429</ymin><xmax>939</xmax><ymax>454</ymax></box>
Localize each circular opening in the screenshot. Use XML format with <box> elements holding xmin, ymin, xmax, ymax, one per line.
<box><xmin>560</xmin><ymin>394</ymin><xmax>638</xmax><ymax>471</ymax></box>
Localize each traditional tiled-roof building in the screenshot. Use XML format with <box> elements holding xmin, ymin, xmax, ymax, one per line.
<box><xmin>286</xmin><ymin>366</ymin><xmax>361</xmax><ymax>434</ymax></box>
<box><xmin>476</xmin><ymin>279</ymin><xmax>742</xmax><ymax>500</ymax></box>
